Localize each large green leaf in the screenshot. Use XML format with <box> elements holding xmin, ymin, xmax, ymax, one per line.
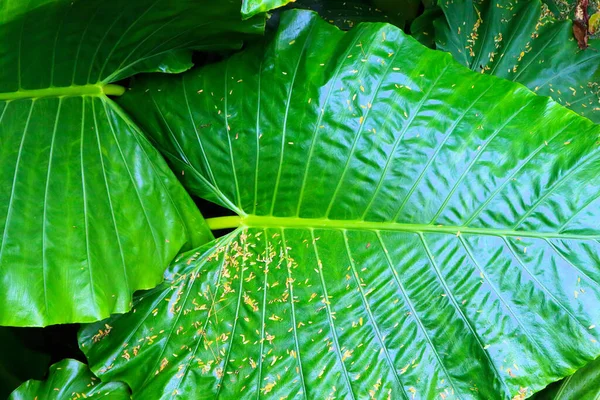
<box><xmin>419</xmin><ymin>0</ymin><xmax>600</xmax><ymax>123</ymax></box>
<box><xmin>81</xmin><ymin>10</ymin><xmax>600</xmax><ymax>399</ymax></box>
<box><xmin>0</xmin><ymin>0</ymin><xmax>265</xmax><ymax>326</ymax></box>
<box><xmin>8</xmin><ymin>359</ymin><xmax>130</xmax><ymax>399</ymax></box>
<box><xmin>532</xmin><ymin>356</ymin><xmax>600</xmax><ymax>400</ymax></box>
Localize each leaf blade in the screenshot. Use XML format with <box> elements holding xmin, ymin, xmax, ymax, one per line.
<box><xmin>93</xmin><ymin>9</ymin><xmax>600</xmax><ymax>399</ymax></box>
<box><xmin>8</xmin><ymin>359</ymin><xmax>130</xmax><ymax>400</ymax></box>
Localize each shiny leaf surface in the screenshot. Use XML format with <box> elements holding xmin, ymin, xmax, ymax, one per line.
<box><xmin>0</xmin><ymin>0</ymin><xmax>265</xmax><ymax>326</ymax></box>
<box><xmin>281</xmin><ymin>0</ymin><xmax>393</xmax><ymax>30</ymax></box>
<box><xmin>532</xmin><ymin>357</ymin><xmax>600</xmax><ymax>400</ymax></box>
<box><xmin>8</xmin><ymin>359</ymin><xmax>130</xmax><ymax>400</ymax></box>
<box><xmin>429</xmin><ymin>0</ymin><xmax>600</xmax><ymax>123</ymax></box>
<box><xmin>242</xmin><ymin>0</ymin><xmax>294</xmax><ymax>18</ymax></box>
<box><xmin>83</xmin><ymin>10</ymin><xmax>600</xmax><ymax>399</ymax></box>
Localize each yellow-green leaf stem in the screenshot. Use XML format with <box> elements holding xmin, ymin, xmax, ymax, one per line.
<box><xmin>206</xmin><ymin>215</ymin><xmax>600</xmax><ymax>240</ymax></box>
<box><xmin>0</xmin><ymin>84</ymin><xmax>125</xmax><ymax>101</ymax></box>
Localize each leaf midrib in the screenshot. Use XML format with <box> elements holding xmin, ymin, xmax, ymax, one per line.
<box><xmin>0</xmin><ymin>84</ymin><xmax>124</xmax><ymax>101</ymax></box>
<box><xmin>205</xmin><ymin>215</ymin><xmax>599</xmax><ymax>240</ymax></box>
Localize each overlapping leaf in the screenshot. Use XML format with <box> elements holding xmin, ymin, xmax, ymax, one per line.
<box><xmin>81</xmin><ymin>10</ymin><xmax>600</xmax><ymax>399</ymax></box>
<box><xmin>532</xmin><ymin>357</ymin><xmax>600</xmax><ymax>400</ymax></box>
<box><xmin>8</xmin><ymin>359</ymin><xmax>129</xmax><ymax>400</ymax></box>
<box><xmin>0</xmin><ymin>0</ymin><xmax>265</xmax><ymax>326</ymax></box>
<box><xmin>421</xmin><ymin>0</ymin><xmax>600</xmax><ymax>123</ymax></box>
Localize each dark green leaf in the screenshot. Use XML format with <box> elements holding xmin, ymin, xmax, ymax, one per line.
<box><xmin>242</xmin><ymin>0</ymin><xmax>294</xmax><ymax>18</ymax></box>
<box><xmin>410</xmin><ymin>7</ymin><xmax>442</xmax><ymax>48</ymax></box>
<box><xmin>0</xmin><ymin>0</ymin><xmax>265</xmax><ymax>326</ymax></box>
<box><xmin>282</xmin><ymin>0</ymin><xmax>393</xmax><ymax>30</ymax></box>
<box><xmin>80</xmin><ymin>10</ymin><xmax>600</xmax><ymax>399</ymax></box>
<box><xmin>8</xmin><ymin>359</ymin><xmax>130</xmax><ymax>400</ymax></box>
<box><xmin>372</xmin><ymin>0</ymin><xmax>421</xmax><ymax>25</ymax></box>
<box><xmin>0</xmin><ymin>327</ymin><xmax>51</xmax><ymax>398</ymax></box>
<box><xmin>532</xmin><ymin>357</ymin><xmax>600</xmax><ymax>399</ymax></box>
<box><xmin>429</xmin><ymin>0</ymin><xmax>600</xmax><ymax>123</ymax></box>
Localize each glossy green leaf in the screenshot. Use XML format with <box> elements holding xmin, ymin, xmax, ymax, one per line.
<box><xmin>0</xmin><ymin>0</ymin><xmax>265</xmax><ymax>326</ymax></box>
<box><xmin>532</xmin><ymin>357</ymin><xmax>600</xmax><ymax>400</ymax></box>
<box><xmin>242</xmin><ymin>0</ymin><xmax>294</xmax><ymax>18</ymax></box>
<box><xmin>8</xmin><ymin>359</ymin><xmax>130</xmax><ymax>400</ymax></box>
<box><xmin>82</xmin><ymin>10</ymin><xmax>600</xmax><ymax>399</ymax></box>
<box><xmin>427</xmin><ymin>0</ymin><xmax>600</xmax><ymax>123</ymax></box>
<box><xmin>281</xmin><ymin>0</ymin><xmax>393</xmax><ymax>30</ymax></box>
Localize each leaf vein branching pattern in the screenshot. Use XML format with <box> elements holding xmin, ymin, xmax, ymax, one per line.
<box><xmin>295</xmin><ymin>32</ymin><xmax>363</xmax><ymax>217</ymax></box>
<box><xmin>326</xmin><ymin>43</ymin><xmax>401</xmax><ymax>219</ymax></box>
<box><xmin>104</xmin><ymin>15</ymin><xmax>180</xmax><ymax>83</ymax></box>
<box><xmin>311</xmin><ymin>229</ymin><xmax>356</xmax><ymax>400</ymax></box>
<box><xmin>147</xmin><ymin>93</ymin><xmax>242</xmax><ymax>216</ymax></box>
<box><xmin>86</xmin><ymin>9</ymin><xmax>126</xmax><ymax>83</ymax></box>
<box><xmin>97</xmin><ymin>0</ymin><xmax>160</xmax><ymax>80</ymax></box>
<box><xmin>106</xmin><ymin>20</ymin><xmax>215</xmax><ymax>84</ymax></box>
<box><xmin>377</xmin><ymin>232</ymin><xmax>460</xmax><ymax>395</ymax></box>
<box><xmin>270</xmin><ymin>22</ymin><xmax>317</xmax><ymax>216</ymax></box>
<box><xmin>170</xmin><ymin>242</ymin><xmax>231</xmax><ymax>396</ymax></box>
<box><xmin>392</xmin><ymin>79</ymin><xmax>496</xmax><ymax>220</ymax></box>
<box><xmin>544</xmin><ymin>239</ymin><xmax>600</xmax><ymax>292</ymax></box>
<box><xmin>280</xmin><ymin>229</ymin><xmax>308</xmax><ymax>399</ymax></box>
<box><xmin>342</xmin><ymin>230</ymin><xmax>410</xmax><ymax>400</ymax></box>
<box><xmin>71</xmin><ymin>2</ymin><xmax>103</xmax><ymax>85</ymax></box>
<box><xmin>224</xmin><ymin>61</ymin><xmax>243</xmax><ymax>211</ymax></box>
<box><xmin>418</xmin><ymin>233</ymin><xmax>511</xmax><ymax>397</ymax></box>
<box><xmin>159</xmin><ymin>145</ymin><xmax>241</xmax><ymax>213</ymax></box>
<box><xmin>511</xmin><ymin>26</ymin><xmax>563</xmax><ymax>82</ymax></box>
<box><xmin>80</xmin><ymin>99</ymin><xmax>98</xmax><ymax>316</ymax></box>
<box><xmin>536</xmin><ymin>55</ymin><xmax>600</xmax><ymax>90</ymax></box>
<box><xmin>214</xmin><ymin>243</ymin><xmax>245</xmax><ymax>399</ymax></box>
<box><xmin>42</xmin><ymin>99</ymin><xmax>62</xmax><ymax>316</ymax></box>
<box><xmin>362</xmin><ymin>63</ymin><xmax>451</xmax><ymax>220</ymax></box>
<box><xmin>107</xmin><ymin>97</ymin><xmax>195</xmax><ymax>246</ymax></box>
<box><xmin>458</xmin><ymin>236</ymin><xmax>547</xmax><ymax>356</ymax></box>
<box><xmin>16</xmin><ymin>0</ymin><xmax>30</xmax><ymax>89</ymax></box>
<box><xmin>117</xmin><ymin>97</ymin><xmax>202</xmax><ymax>244</ymax></box>
<box><xmin>138</xmin><ymin>246</ymin><xmax>201</xmax><ymax>390</ymax></box>
<box><xmin>463</xmin><ymin>119</ymin><xmax>576</xmax><ymax>227</ymax></box>
<box><xmin>90</xmin><ymin>100</ymin><xmax>129</xmax><ymax>294</ymax></box>
<box><xmin>468</xmin><ymin>2</ymin><xmax>491</xmax><ymax>71</ymax></box>
<box><xmin>0</xmin><ymin>101</ymin><xmax>32</xmax><ymax>268</ymax></box>
<box><xmin>502</xmin><ymin>237</ymin><xmax>596</xmax><ymax>338</ymax></box>
<box><xmin>49</xmin><ymin>4</ymin><xmax>69</xmax><ymax>87</ymax></box>
<box><xmin>255</xmin><ymin>228</ymin><xmax>270</xmax><ymax>399</ymax></box>
<box><xmin>430</xmin><ymin>97</ymin><xmax>536</xmax><ymax>225</ymax></box>
<box><xmin>252</xmin><ymin>56</ymin><xmax>264</xmax><ymax>215</ymax></box>
<box><xmin>512</xmin><ymin>145</ymin><xmax>600</xmax><ymax>230</ymax></box>
<box><xmin>228</xmin><ymin>215</ymin><xmax>600</xmax><ymax>240</ymax></box>
<box><xmin>101</xmin><ymin>101</ymin><xmax>161</xmax><ymax>261</ymax></box>
<box><xmin>487</xmin><ymin>7</ymin><xmax>533</xmax><ymax>75</ymax></box>
<box><xmin>557</xmin><ymin>191</ymin><xmax>600</xmax><ymax>233</ymax></box>
<box><xmin>104</xmin><ymin>23</ymin><xmax>218</xmax><ymax>84</ymax></box>
<box><xmin>182</xmin><ymin>73</ymin><xmax>217</xmax><ymax>185</ymax></box>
